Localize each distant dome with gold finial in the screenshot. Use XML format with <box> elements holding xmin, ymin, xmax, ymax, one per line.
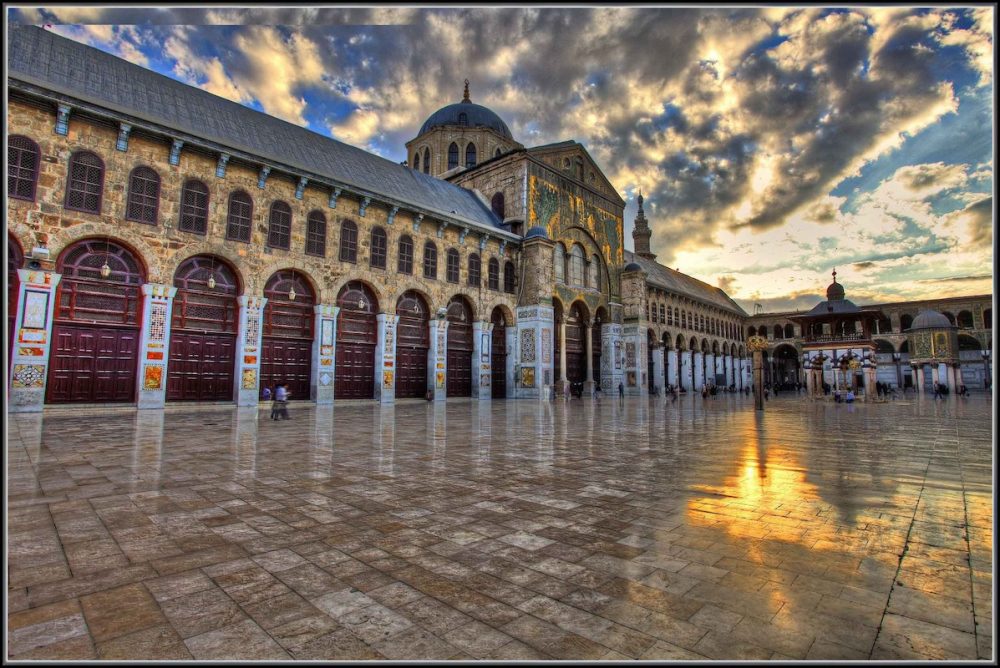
<box><xmin>418</xmin><ymin>79</ymin><xmax>514</xmax><ymax>140</ymax></box>
<box><xmin>826</xmin><ymin>268</ymin><xmax>846</xmax><ymax>301</ymax></box>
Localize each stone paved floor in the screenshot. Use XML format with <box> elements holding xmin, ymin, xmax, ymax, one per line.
<box><xmin>6</xmin><ymin>393</ymin><xmax>994</xmax><ymax>661</ymax></box>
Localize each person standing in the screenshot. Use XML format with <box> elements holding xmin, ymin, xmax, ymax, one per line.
<box><xmin>274</xmin><ymin>383</ymin><xmax>291</xmax><ymax>420</ymax></box>
<box><xmin>618</xmin><ymin>381</ymin><xmax>624</xmax><ymax>407</ymax></box>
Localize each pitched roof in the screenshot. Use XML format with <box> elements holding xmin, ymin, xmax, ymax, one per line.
<box><xmin>625</xmin><ymin>251</ymin><xmax>747</xmax><ymax>316</ymax></box>
<box><xmin>7</xmin><ymin>25</ymin><xmax>506</xmax><ymax>233</ymax></box>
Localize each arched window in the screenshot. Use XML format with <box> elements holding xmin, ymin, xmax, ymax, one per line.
<box><xmin>660</xmin><ymin>304</ymin><xmax>666</xmax><ymax>324</ymax></box>
<box><xmin>503</xmin><ymin>261</ymin><xmax>515</xmax><ymax>293</ymax></box>
<box><xmin>468</xmin><ymin>253</ymin><xmax>481</xmax><ymax>287</ymax></box>
<box><xmin>178</xmin><ymin>179</ymin><xmax>209</xmax><ymax>234</ymax></box>
<box><xmin>900</xmin><ymin>314</ymin><xmax>913</xmax><ymax>332</ymax></box>
<box><xmin>448</xmin><ymin>142</ymin><xmax>459</xmax><ymax>169</ymax></box>
<box><xmin>8</xmin><ymin>135</ymin><xmax>40</xmax><ymax>201</ymax></box>
<box><xmin>267</xmin><ymin>201</ymin><xmax>292</xmax><ymax>250</ymax></box>
<box><xmin>413</xmin><ymin>152</ymin><xmax>421</xmax><ymax>172</ymax></box>
<box><xmin>398</xmin><ymin>235</ymin><xmax>413</xmax><ymax>274</ymax></box>
<box><xmin>423</xmin><ymin>148</ymin><xmax>430</xmax><ymax>174</ymax></box>
<box><xmin>56</xmin><ymin>239</ymin><xmax>145</xmax><ymax>325</ymax></box>
<box><xmin>491</xmin><ymin>192</ymin><xmax>505</xmax><ymax>219</ymax></box>
<box><xmin>785</xmin><ymin>323</ymin><xmax>795</xmax><ymax>338</ymax></box>
<box><xmin>458</xmin><ymin>112</ymin><xmax>468</xmax><ymax>126</ymax></box>
<box><xmin>495</xmin><ymin>147</ymin><xmax>502</xmax><ymax>158</ymax></box>
<box><xmin>226</xmin><ymin>190</ymin><xmax>253</xmax><ymax>242</ymax></box>
<box><xmin>957</xmin><ymin>310</ymin><xmax>974</xmax><ymax>329</ymax></box>
<box><xmin>590</xmin><ymin>254</ymin><xmax>601</xmax><ymax>290</ymax></box>
<box><xmin>569</xmin><ymin>246</ymin><xmax>585</xmax><ymax>286</ymax></box>
<box><xmin>667</xmin><ymin>307</ymin><xmax>673</xmax><ymax>326</ymax></box>
<box><xmin>339</xmin><ymin>219</ymin><xmax>358</xmax><ymax>262</ymax></box>
<box><xmin>465</xmin><ymin>143</ymin><xmax>477</xmax><ymax>168</ymax></box>
<box><xmin>553</xmin><ymin>244</ymin><xmax>565</xmax><ymax>283</ymax></box>
<box><xmin>748</xmin><ymin>326</ymin><xmax>756</xmax><ymax>337</ymax></box>
<box><xmin>125</xmin><ymin>166</ymin><xmax>160</xmax><ymax>224</ymax></box>
<box><xmin>65</xmin><ymin>151</ymin><xmax>104</xmax><ymax>214</ymax></box>
<box><xmin>306</xmin><ymin>210</ymin><xmax>327</xmax><ymax>256</ymax></box>
<box><xmin>488</xmin><ymin>258</ymin><xmax>500</xmax><ymax>290</ymax></box>
<box><xmin>774</xmin><ymin>324</ymin><xmax>783</xmax><ymax>339</ymax></box>
<box><xmin>370</xmin><ymin>227</ymin><xmax>387</xmax><ymax>269</ymax></box>
<box><xmin>446</xmin><ymin>249</ymin><xmax>460</xmax><ymax>283</ymax></box>
<box><xmin>423</xmin><ymin>241</ymin><xmax>437</xmax><ymax>279</ymax></box>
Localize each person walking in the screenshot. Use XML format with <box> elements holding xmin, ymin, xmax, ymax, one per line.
<box><xmin>618</xmin><ymin>381</ymin><xmax>624</xmax><ymax>407</ymax></box>
<box><xmin>273</xmin><ymin>382</ymin><xmax>291</xmax><ymax>420</ymax></box>
<box><xmin>932</xmin><ymin>381</ymin><xmax>941</xmax><ymax>399</ymax></box>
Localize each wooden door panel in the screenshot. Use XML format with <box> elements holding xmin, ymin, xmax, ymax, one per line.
<box><xmin>335</xmin><ymin>342</ymin><xmax>374</xmax><ymax>399</ymax></box>
<box><xmin>396</xmin><ymin>346</ymin><xmax>428</xmax><ymax>398</ymax></box>
<box><xmin>47</xmin><ymin>325</ymin><xmax>137</xmax><ymax>403</ymax></box>
<box><xmin>261</xmin><ymin>337</ymin><xmax>313</xmax><ymax>399</ymax></box>
<box><xmin>166</xmin><ymin>331</ymin><xmax>236</xmax><ymax>401</ymax></box>
<box><xmin>447</xmin><ymin>349</ymin><xmax>472</xmax><ymax>397</ymax></box>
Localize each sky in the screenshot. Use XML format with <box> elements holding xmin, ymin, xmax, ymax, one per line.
<box><xmin>8</xmin><ymin>5</ymin><xmax>994</xmax><ymax>314</ymax></box>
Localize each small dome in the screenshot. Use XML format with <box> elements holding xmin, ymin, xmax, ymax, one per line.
<box><xmin>826</xmin><ymin>280</ymin><xmax>845</xmax><ymax>301</ymax></box>
<box><xmin>624</xmin><ymin>262</ymin><xmax>643</xmax><ymax>272</ymax></box>
<box><xmin>911</xmin><ymin>309</ymin><xmax>953</xmax><ymax>330</ymax></box>
<box><xmin>524</xmin><ymin>226</ymin><xmax>549</xmax><ymax>239</ymax></box>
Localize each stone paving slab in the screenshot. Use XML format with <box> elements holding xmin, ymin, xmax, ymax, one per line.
<box><xmin>6</xmin><ymin>394</ymin><xmax>994</xmax><ymax>661</ymax></box>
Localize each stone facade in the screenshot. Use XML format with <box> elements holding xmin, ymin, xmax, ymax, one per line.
<box><xmin>406</xmin><ymin>125</ymin><xmax>521</xmax><ymax>178</ymax></box>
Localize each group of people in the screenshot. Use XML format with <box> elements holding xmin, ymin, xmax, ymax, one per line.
<box><xmin>262</xmin><ymin>383</ymin><xmax>291</xmax><ymax>420</ymax></box>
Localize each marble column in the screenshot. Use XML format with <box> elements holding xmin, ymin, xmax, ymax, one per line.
<box><xmin>235</xmin><ymin>295</ymin><xmax>267</xmax><ymax>407</ymax></box>
<box><xmin>651</xmin><ymin>346</ymin><xmax>664</xmax><ymax>394</ymax></box>
<box><xmin>752</xmin><ymin>349</ymin><xmax>764</xmax><ymax>410</ymax></box>
<box><xmin>9</xmin><ymin>268</ymin><xmax>62</xmax><ymax>413</ymax></box>
<box><xmin>313</xmin><ymin>305</ymin><xmax>339</xmax><ymax>405</ymax></box>
<box><xmin>602</xmin><ymin>323</ymin><xmax>623</xmax><ymax>396</ymax></box>
<box><xmin>375</xmin><ymin>312</ymin><xmax>399</xmax><ymax>404</ymax></box>
<box><xmin>135</xmin><ymin>284</ymin><xmax>177</xmax><ymax>409</ymax></box>
<box><xmin>505</xmin><ymin>326</ymin><xmax>516</xmax><ymax>399</ymax></box>
<box><xmin>584</xmin><ymin>320</ymin><xmax>595</xmax><ymax>395</ymax></box>
<box><xmin>472</xmin><ymin>320</ymin><xmax>492</xmax><ymax>400</ymax></box>
<box><xmin>705</xmin><ymin>353</ymin><xmax>714</xmax><ymax>387</ymax></box>
<box><xmin>558</xmin><ymin>319</ymin><xmax>568</xmax><ymax>396</ymax></box>
<box><xmin>429</xmin><ymin>317</ymin><xmax>449</xmax><ymax>401</ymax></box>
<box><xmin>693</xmin><ymin>351</ymin><xmax>704</xmax><ymax>390</ymax></box>
<box><xmin>915</xmin><ymin>366</ymin><xmax>925</xmax><ymax>394</ymax></box>
<box><xmin>514</xmin><ymin>305</ymin><xmax>554</xmax><ymax>400</ymax></box>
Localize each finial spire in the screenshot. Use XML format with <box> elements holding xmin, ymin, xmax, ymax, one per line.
<box><xmin>462</xmin><ymin>79</ymin><xmax>470</xmax><ymax>103</ymax></box>
<box><xmin>637</xmin><ymin>189</ymin><xmax>643</xmax><ymax>208</ymax></box>
<box><xmin>832</xmin><ymin>268</ymin><xmax>837</xmax><ymax>282</ymax></box>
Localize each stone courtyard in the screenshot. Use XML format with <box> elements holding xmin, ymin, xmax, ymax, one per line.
<box><xmin>6</xmin><ymin>394</ymin><xmax>993</xmax><ymax>661</ymax></box>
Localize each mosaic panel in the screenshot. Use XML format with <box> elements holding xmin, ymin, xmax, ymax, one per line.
<box><xmin>383</xmin><ymin>370</ymin><xmax>394</xmax><ymax>389</ymax></box>
<box><xmin>12</xmin><ymin>364</ymin><xmax>45</xmax><ymax>388</ymax></box>
<box><xmin>521</xmin><ymin>328</ymin><xmax>536</xmax><ymax>363</ymax></box>
<box><xmin>520</xmin><ymin>366</ymin><xmax>535</xmax><ymax>388</ymax></box>
<box><xmin>149</xmin><ymin>302</ymin><xmax>167</xmax><ymax>342</ymax></box>
<box><xmin>142</xmin><ymin>364</ymin><xmax>163</xmax><ymax>390</ymax></box>
<box><xmin>321</xmin><ymin>319</ymin><xmax>334</xmax><ymax>346</ymax></box>
<box><xmin>614</xmin><ymin>340</ymin><xmax>622</xmax><ymax>369</ymax></box>
<box><xmin>244</xmin><ymin>309</ymin><xmax>261</xmax><ymax>346</ymax></box>
<box><xmin>541</xmin><ymin>328</ymin><xmax>551</xmax><ymax>364</ymax></box>
<box><xmin>22</xmin><ymin>290</ymin><xmax>49</xmax><ymax>330</ymax></box>
<box><xmin>241</xmin><ymin>368</ymin><xmax>257</xmax><ymax>390</ymax></box>
<box><xmin>626</xmin><ymin>342</ymin><xmax>636</xmax><ymax>367</ymax></box>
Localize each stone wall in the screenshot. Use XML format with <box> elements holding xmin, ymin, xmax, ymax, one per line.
<box><xmin>406</xmin><ymin>126</ymin><xmax>519</xmax><ymax>177</ymax></box>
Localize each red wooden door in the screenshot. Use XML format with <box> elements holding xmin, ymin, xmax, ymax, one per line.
<box><xmin>47</xmin><ymin>325</ymin><xmax>138</xmax><ymax>402</ymax></box>
<box><xmin>565</xmin><ymin>307</ymin><xmax>586</xmax><ymax>383</ymax></box>
<box><xmin>335</xmin><ymin>282</ymin><xmax>377</xmax><ymax>400</ymax></box>
<box><xmin>491</xmin><ymin>318</ymin><xmax>506</xmax><ymax>399</ymax></box>
<box><xmin>447</xmin><ymin>323</ymin><xmax>473</xmax><ymax>397</ymax></box>
<box><xmin>396</xmin><ymin>292</ymin><xmax>429</xmax><ymax>399</ymax></box>
<box><xmin>166</xmin><ymin>332</ymin><xmax>236</xmax><ymax>401</ymax></box>
<box><xmin>260</xmin><ymin>337</ymin><xmax>312</xmax><ymax>400</ymax></box>
<box><xmin>335</xmin><ymin>341</ymin><xmax>375</xmax><ymax>398</ymax></box>
<box><xmin>396</xmin><ymin>346</ymin><xmax>427</xmax><ymax>398</ymax></box>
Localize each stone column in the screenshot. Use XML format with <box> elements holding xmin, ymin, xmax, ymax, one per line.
<box><xmin>9</xmin><ymin>268</ymin><xmax>62</xmax><ymax>413</ymax></box>
<box><xmin>930</xmin><ymin>364</ymin><xmax>939</xmax><ymax>387</ymax></box>
<box><xmin>505</xmin><ymin>326</ymin><xmax>516</xmax><ymax>399</ymax></box>
<box><xmin>136</xmin><ymin>284</ymin><xmax>177</xmax><ymax>409</ymax></box>
<box><xmin>472</xmin><ymin>320</ymin><xmax>492</xmax><ymax>400</ymax></box>
<box><xmin>375</xmin><ymin>312</ymin><xmax>399</xmax><ymax>404</ymax></box>
<box><xmin>622</xmin><ymin>325</ymin><xmax>646</xmax><ymax>396</ymax></box>
<box><xmin>235</xmin><ymin>295</ymin><xmax>267</xmax><ymax>407</ymax></box>
<box><xmin>584</xmin><ymin>320</ymin><xmax>595</xmax><ymax>395</ymax></box>
<box><xmin>947</xmin><ymin>364</ymin><xmax>958</xmax><ymax>396</ymax></box>
<box><xmin>514</xmin><ymin>305</ymin><xmax>554</xmax><ymax>400</ymax></box>
<box><xmin>602</xmin><ymin>322</ymin><xmax>624</xmax><ymax>396</ymax></box>
<box><xmin>558</xmin><ymin>318</ymin><xmax>568</xmax><ymax>396</ymax></box>
<box><xmin>651</xmin><ymin>345</ymin><xmax>664</xmax><ymax>394</ymax></box>
<box><xmin>693</xmin><ymin>351</ymin><xmax>704</xmax><ymax>390</ymax></box>
<box><xmin>705</xmin><ymin>353</ymin><xmax>714</xmax><ymax>387</ymax></box>
<box><xmin>915</xmin><ymin>365</ymin><xmax>925</xmax><ymax>394</ymax></box>
<box><xmin>313</xmin><ymin>305</ymin><xmax>339</xmax><ymax>405</ymax></box>
<box><xmin>429</xmin><ymin>317</ymin><xmax>449</xmax><ymax>401</ymax></box>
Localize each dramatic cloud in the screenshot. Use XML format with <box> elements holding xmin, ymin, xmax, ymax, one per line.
<box><xmin>10</xmin><ymin>6</ymin><xmax>992</xmax><ymax>312</ymax></box>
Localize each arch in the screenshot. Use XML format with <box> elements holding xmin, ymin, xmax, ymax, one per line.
<box><xmin>65</xmin><ymin>150</ymin><xmax>105</xmax><ymax>214</ymax></box>
<box><xmin>712</xmin><ymin>340</ymin><xmax>720</xmax><ymax>354</ymax></box>
<box><xmin>772</xmin><ymin>343</ymin><xmax>800</xmax><ymax>388</ymax></box>
<box><xmin>339</xmin><ymin>219</ymin><xmax>358</xmax><ymax>262</ymax></box>
<box><xmin>446</xmin><ymin>248</ymin><xmax>460</xmax><ymax>283</ymax></box>
<box><xmin>495</xmin><ymin>147</ymin><xmax>502</xmax><ymax>158</ymax></box>
<box><xmin>9</xmin><ymin>134</ymin><xmax>41</xmax><ymax>201</ymax></box>
<box><xmin>942</xmin><ymin>311</ymin><xmax>956</xmax><ymax>326</ymax></box>
<box><xmin>491</xmin><ymin>192</ymin><xmax>505</xmax><ymax>219</ymax></box>
<box><xmin>413</xmin><ymin>151</ymin><xmax>420</xmax><ymax>173</ymax></box>
<box><xmin>784</xmin><ymin>323</ymin><xmax>795</xmax><ymax>339</ymax></box>
<box><xmin>487</xmin><ymin>257</ymin><xmax>500</xmax><ymax>290</ymax></box>
<box><xmin>396</xmin><ymin>289</ymin><xmax>431</xmax><ymax>398</ymax></box>
<box><xmin>591</xmin><ymin>254</ymin><xmax>602</xmax><ymax>291</ymax></box>
<box><xmin>179</xmin><ymin>179</ymin><xmax>210</xmax><ymax>235</ymax></box>
<box><xmin>701</xmin><ymin>338</ymin><xmax>710</xmax><ymax>352</ymax></box>
<box><xmin>423</xmin><ymin>147</ymin><xmax>430</xmax><ymax>174</ymax></box>
<box><xmin>690</xmin><ymin>336</ymin><xmax>698</xmax><ymax>350</ymax></box>
<box><xmin>661</xmin><ymin>331</ymin><xmax>672</xmax><ymax>349</ymax></box>
<box><xmin>305</xmin><ymin>210</ymin><xmax>327</xmax><ymax>257</ymax></box>
<box><xmin>423</xmin><ymin>240</ymin><xmax>438</xmax><ymax>279</ymax></box>
<box><xmin>676</xmin><ymin>334</ymin><xmax>686</xmax><ymax>350</ymax></box>
<box><xmin>957</xmin><ymin>310</ymin><xmax>974</xmax><ymax>329</ymax></box>
<box><xmin>489</xmin><ymin>303</ymin><xmax>515</xmax><ymax>327</ymax></box>
<box><xmin>446</xmin><ymin>294</ymin><xmax>475</xmax><ymax>397</ymax></box>
<box><xmin>267</xmin><ymin>201</ymin><xmax>293</xmax><ymax>250</ymax></box>
<box><xmin>335</xmin><ymin>280</ymin><xmax>379</xmax><ymax>399</ymax></box>
<box><xmin>958</xmin><ymin>334</ymin><xmax>981</xmax><ymax>351</ymax></box>
<box><xmin>226</xmin><ymin>190</ymin><xmax>253</xmax><ymax>242</ymax></box>
<box><xmin>447</xmin><ymin>142</ymin><xmax>459</xmax><ymax>170</ymax></box>
<box><xmin>261</xmin><ymin>269</ymin><xmax>317</xmax><ymax>400</ymax></box>
<box><xmin>900</xmin><ymin>313</ymin><xmax>914</xmax><ymax>332</ymax></box>
<box><xmin>773</xmin><ymin>324</ymin><xmax>783</xmax><ymax>339</ymax></box>
<box><xmin>467</xmin><ymin>253</ymin><xmax>481</xmax><ymax>287</ymax></box>
<box><xmin>503</xmin><ymin>260</ymin><xmax>516</xmax><ymax>294</ymax></box>
<box><xmin>369</xmin><ymin>226</ymin><xmax>387</xmax><ymax>269</ymax></box>
<box><xmin>552</xmin><ymin>243</ymin><xmax>566</xmax><ymax>283</ymax></box>
<box><xmin>899</xmin><ymin>340</ymin><xmax>909</xmax><ymax>354</ymax></box>
<box><xmin>874</xmin><ymin>339</ymin><xmax>895</xmax><ymax>354</ymax></box>
<box><xmin>465</xmin><ymin>142</ymin><xmax>477</xmax><ymax>168</ymax></box>
<box><xmin>125</xmin><ymin>165</ymin><xmax>161</xmax><ymax>225</ymax></box>
<box><xmin>397</xmin><ymin>234</ymin><xmax>414</xmax><ymax>274</ymax></box>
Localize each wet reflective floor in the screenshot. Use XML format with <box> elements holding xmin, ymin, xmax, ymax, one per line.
<box><xmin>7</xmin><ymin>394</ymin><xmax>994</xmax><ymax>660</ymax></box>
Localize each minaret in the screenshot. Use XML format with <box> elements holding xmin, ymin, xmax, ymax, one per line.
<box><xmin>632</xmin><ymin>191</ymin><xmax>655</xmax><ymax>260</ymax></box>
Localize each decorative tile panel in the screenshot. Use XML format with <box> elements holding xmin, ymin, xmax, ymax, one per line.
<box><xmin>12</xmin><ymin>364</ymin><xmax>45</xmax><ymax>388</ymax></box>
<box><xmin>149</xmin><ymin>303</ymin><xmax>167</xmax><ymax>342</ymax></box>
<box><xmin>521</xmin><ymin>328</ymin><xmax>536</xmax><ymax>363</ymax></box>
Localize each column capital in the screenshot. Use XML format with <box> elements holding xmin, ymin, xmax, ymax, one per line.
<box><xmin>141</xmin><ymin>283</ymin><xmax>177</xmax><ymax>299</ymax></box>
<box><xmin>238</xmin><ymin>294</ymin><xmax>267</xmax><ymax>310</ymax></box>
<box><xmin>315</xmin><ymin>304</ymin><xmax>340</xmax><ymax>318</ymax></box>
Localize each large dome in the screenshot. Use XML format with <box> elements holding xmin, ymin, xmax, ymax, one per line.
<box><xmin>419</xmin><ymin>82</ymin><xmax>513</xmax><ymax>140</ymax></box>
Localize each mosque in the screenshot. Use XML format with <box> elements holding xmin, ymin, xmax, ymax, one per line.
<box><xmin>6</xmin><ymin>25</ymin><xmax>993</xmax><ymax>411</ymax></box>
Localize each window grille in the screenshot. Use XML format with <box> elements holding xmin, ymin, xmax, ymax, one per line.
<box><xmin>65</xmin><ymin>151</ymin><xmax>104</xmax><ymax>214</ymax></box>
<box><xmin>423</xmin><ymin>241</ymin><xmax>437</xmax><ymax>279</ymax></box>
<box><xmin>370</xmin><ymin>227</ymin><xmax>387</xmax><ymax>268</ymax></box>
<box><xmin>126</xmin><ymin>166</ymin><xmax>160</xmax><ymax>224</ymax></box>
<box><xmin>503</xmin><ymin>261</ymin><xmax>515</xmax><ymax>293</ymax></box>
<box><xmin>465</xmin><ymin>143</ymin><xmax>477</xmax><ymax>168</ymax></box>
<box><xmin>179</xmin><ymin>180</ymin><xmax>209</xmax><ymax>234</ymax></box>
<box><xmin>8</xmin><ymin>135</ymin><xmax>39</xmax><ymax>201</ymax></box>
<box><xmin>339</xmin><ymin>220</ymin><xmax>358</xmax><ymax>262</ymax></box>
<box><xmin>226</xmin><ymin>191</ymin><xmax>253</xmax><ymax>242</ymax></box>
<box><xmin>468</xmin><ymin>253</ymin><xmax>481</xmax><ymax>287</ymax></box>
<box><xmin>398</xmin><ymin>235</ymin><xmax>413</xmax><ymax>274</ymax></box>
<box><xmin>488</xmin><ymin>258</ymin><xmax>499</xmax><ymax>290</ymax></box>
<box><xmin>268</xmin><ymin>202</ymin><xmax>292</xmax><ymax>250</ymax></box>
<box><xmin>306</xmin><ymin>210</ymin><xmax>327</xmax><ymax>256</ymax></box>
<box><xmin>446</xmin><ymin>249</ymin><xmax>460</xmax><ymax>283</ymax></box>
<box><xmin>448</xmin><ymin>143</ymin><xmax>459</xmax><ymax>169</ymax></box>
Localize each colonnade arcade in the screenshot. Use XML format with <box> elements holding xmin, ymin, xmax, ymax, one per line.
<box><xmin>646</xmin><ymin>331</ymin><xmax>749</xmax><ymax>393</ymax></box>
<box><xmin>7</xmin><ymin>234</ymin><xmax>519</xmax><ymax>411</ymax></box>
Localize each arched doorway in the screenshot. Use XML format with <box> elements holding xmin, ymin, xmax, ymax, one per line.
<box><xmin>335</xmin><ymin>281</ymin><xmax>378</xmax><ymax>399</ymax></box>
<box><xmin>48</xmin><ymin>239</ymin><xmax>145</xmax><ymax>403</ymax></box>
<box><xmin>565</xmin><ymin>303</ymin><xmax>588</xmax><ymax>389</ymax></box>
<box><xmin>396</xmin><ymin>290</ymin><xmax>430</xmax><ymax>398</ymax></box>
<box><xmin>261</xmin><ymin>270</ymin><xmax>315</xmax><ymax>400</ymax></box>
<box><xmin>168</xmin><ymin>255</ymin><xmax>239</xmax><ymax>401</ymax></box>
<box><xmin>447</xmin><ymin>296</ymin><xmax>474</xmax><ymax>397</ymax></box>
<box><xmin>773</xmin><ymin>344</ymin><xmax>799</xmax><ymax>389</ymax></box>
<box><xmin>491</xmin><ymin>306</ymin><xmax>508</xmax><ymax>398</ymax></box>
<box><xmin>593</xmin><ymin>307</ymin><xmax>607</xmax><ymax>390</ymax></box>
<box><xmin>8</xmin><ymin>235</ymin><xmax>24</xmax><ymax>363</ymax></box>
